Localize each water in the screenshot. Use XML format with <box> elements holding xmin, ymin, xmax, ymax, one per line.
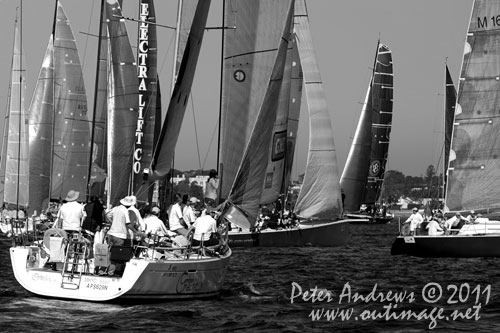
<box><xmin>1</xmin><ymin>220</ymin><xmax>499</xmax><ymax>332</ymax></box>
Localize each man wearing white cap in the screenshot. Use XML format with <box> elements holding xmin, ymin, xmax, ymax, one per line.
<box><xmin>404</xmin><ymin>207</ymin><xmax>424</xmax><ymax>236</ymax></box>
<box><xmin>53</xmin><ymin>190</ymin><xmax>85</xmax><ymax>234</ymax></box>
<box><xmin>107</xmin><ymin>196</ymin><xmax>142</xmax><ymax>245</ymax></box>
<box><xmin>106</xmin><ymin>196</ymin><xmax>143</xmax><ymax>276</ymax></box>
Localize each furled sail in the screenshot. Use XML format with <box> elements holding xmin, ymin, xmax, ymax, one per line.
<box><xmin>260</xmin><ymin>33</ymin><xmax>302</xmax><ymax>205</ymax></box>
<box><xmin>445</xmin><ymin>0</ymin><xmax>500</xmax><ymax>212</ymax></box>
<box><xmin>150</xmin><ymin>0</ymin><xmax>211</xmax><ymax>178</ymax></box>
<box><xmin>293</xmin><ymin>0</ymin><xmax>342</xmax><ymax>219</ymax></box>
<box><xmin>443</xmin><ymin>64</ymin><xmax>456</xmax><ymax>196</ymax></box>
<box><xmin>219</xmin><ymin>0</ymin><xmax>293</xmax><ymax>201</ymax></box>
<box><xmin>224</xmin><ymin>0</ymin><xmax>295</xmax><ymax>229</ymax></box>
<box><xmin>132</xmin><ymin>0</ymin><xmax>161</xmax><ymax>203</ymax></box>
<box><xmin>105</xmin><ymin>0</ymin><xmax>139</xmax><ymax>206</ymax></box>
<box><xmin>2</xmin><ymin>13</ymin><xmax>29</xmax><ymax>210</ymax></box>
<box><xmin>340</xmin><ymin>43</ymin><xmax>393</xmax><ymax>212</ymax></box>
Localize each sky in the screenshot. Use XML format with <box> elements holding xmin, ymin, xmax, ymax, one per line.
<box><xmin>0</xmin><ymin>0</ymin><xmax>474</xmax><ymax>179</ymax></box>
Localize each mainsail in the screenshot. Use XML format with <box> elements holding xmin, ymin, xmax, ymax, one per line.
<box><xmin>293</xmin><ymin>0</ymin><xmax>342</xmax><ymax>219</ymax></box>
<box><xmin>150</xmin><ymin>0</ymin><xmax>211</xmax><ymax>178</ymax></box>
<box><xmin>340</xmin><ymin>43</ymin><xmax>394</xmax><ymax>212</ymax></box>
<box><xmin>29</xmin><ymin>1</ymin><xmax>90</xmax><ymax>213</ymax></box>
<box><xmin>28</xmin><ymin>36</ymin><xmax>54</xmax><ymax>213</ymax></box>
<box><xmin>445</xmin><ymin>0</ymin><xmax>500</xmax><ymax>212</ymax></box>
<box><xmin>1</xmin><ymin>12</ymin><xmax>29</xmax><ymax>210</ymax></box>
<box><xmin>223</xmin><ymin>0</ymin><xmax>295</xmax><ymax>228</ymax></box>
<box><xmin>219</xmin><ymin>0</ymin><xmax>294</xmax><ymax>201</ymax></box>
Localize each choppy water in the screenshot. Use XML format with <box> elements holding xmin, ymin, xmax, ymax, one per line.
<box><xmin>1</xmin><ymin>218</ymin><xmax>499</xmax><ymax>332</ymax></box>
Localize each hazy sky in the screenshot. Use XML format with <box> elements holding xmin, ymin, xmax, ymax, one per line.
<box><xmin>0</xmin><ymin>0</ymin><xmax>473</xmax><ymax>179</ymax></box>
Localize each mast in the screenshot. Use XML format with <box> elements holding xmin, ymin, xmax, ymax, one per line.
<box><xmin>16</xmin><ymin>0</ymin><xmax>23</xmax><ymax>219</ymax></box>
<box><xmin>48</xmin><ymin>0</ymin><xmax>58</xmax><ymax>206</ymax></box>
<box><xmin>86</xmin><ymin>0</ymin><xmax>106</xmax><ymax>202</ymax></box>
<box><xmin>217</xmin><ymin>0</ymin><xmax>225</xmax><ymax>204</ymax></box>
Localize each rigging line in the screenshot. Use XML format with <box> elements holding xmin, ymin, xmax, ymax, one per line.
<box><xmin>113</xmin><ymin>15</ymin><xmax>176</xmax><ymax>30</ymax></box>
<box><xmin>189</xmin><ymin>94</ymin><xmax>202</xmax><ymax>172</ymax></box>
<box><xmin>201</xmin><ymin>118</ymin><xmax>219</xmax><ymax>172</ymax></box>
<box><xmin>114</xmin><ymin>14</ymin><xmax>235</xmax><ymax>31</ymax></box>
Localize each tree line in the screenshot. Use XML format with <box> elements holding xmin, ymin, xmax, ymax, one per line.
<box><xmin>380</xmin><ymin>165</ymin><xmax>443</xmax><ymax>206</ymax></box>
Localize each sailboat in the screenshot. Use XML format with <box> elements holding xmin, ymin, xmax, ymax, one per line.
<box><xmin>10</xmin><ymin>0</ymin><xmax>231</xmax><ymax>301</ymax></box>
<box><xmin>0</xmin><ymin>6</ymin><xmax>29</xmax><ymax>235</ymax></box>
<box><xmin>391</xmin><ymin>0</ymin><xmax>500</xmax><ymax>257</ymax></box>
<box><xmin>225</xmin><ymin>0</ymin><xmax>354</xmax><ymax>247</ymax></box>
<box><xmin>340</xmin><ymin>42</ymin><xmax>394</xmax><ymax>224</ymax></box>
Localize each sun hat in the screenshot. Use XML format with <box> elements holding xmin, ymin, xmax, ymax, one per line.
<box><xmin>189</xmin><ymin>197</ymin><xmax>200</xmax><ymax>204</ymax></box>
<box><xmin>120</xmin><ymin>196</ymin><xmax>135</xmax><ymax>206</ymax></box>
<box><xmin>151</xmin><ymin>206</ymin><xmax>160</xmax><ymax>214</ymax></box>
<box><xmin>412</xmin><ymin>207</ymin><xmax>418</xmax><ymax>211</ymax></box>
<box><xmin>65</xmin><ymin>190</ymin><xmax>80</xmax><ymax>202</ymax></box>
<box><xmin>130</xmin><ymin>196</ymin><xmax>137</xmax><ymax>206</ymax></box>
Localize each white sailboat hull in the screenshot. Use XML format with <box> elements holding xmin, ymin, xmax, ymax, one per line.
<box><xmin>10</xmin><ymin>246</ymin><xmax>231</xmax><ymax>301</ymax></box>
<box><xmin>228</xmin><ymin>219</ymin><xmax>351</xmax><ymax>247</ymax></box>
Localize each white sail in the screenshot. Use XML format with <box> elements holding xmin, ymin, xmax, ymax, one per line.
<box><xmin>219</xmin><ymin>0</ymin><xmax>293</xmax><ymax>200</ymax></box>
<box><xmin>293</xmin><ymin>0</ymin><xmax>342</xmax><ymax>219</ymax></box>
<box><xmin>445</xmin><ymin>0</ymin><xmax>500</xmax><ymax>213</ymax></box>
<box><xmin>2</xmin><ymin>13</ymin><xmax>29</xmax><ymax>210</ymax></box>
<box><xmin>223</xmin><ymin>0</ymin><xmax>295</xmax><ymax>229</ymax></box>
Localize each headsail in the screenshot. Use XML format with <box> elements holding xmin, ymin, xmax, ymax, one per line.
<box><xmin>445</xmin><ymin>0</ymin><xmax>500</xmax><ymax>212</ymax></box>
<box><xmin>219</xmin><ymin>0</ymin><xmax>294</xmax><ymax>201</ymax></box>
<box><xmin>340</xmin><ymin>43</ymin><xmax>393</xmax><ymax>212</ymax></box>
<box><xmin>260</xmin><ymin>34</ymin><xmax>303</xmax><ymax>205</ymax></box>
<box><xmin>443</xmin><ymin>64</ymin><xmax>456</xmax><ymax>198</ymax></box>
<box><xmin>293</xmin><ymin>0</ymin><xmax>342</xmax><ymax>219</ymax></box>
<box><xmin>223</xmin><ymin>0</ymin><xmax>295</xmax><ymax>229</ymax></box>
<box><xmin>1</xmin><ymin>12</ymin><xmax>29</xmax><ymax>210</ymax></box>
<box><xmin>150</xmin><ymin>0</ymin><xmax>211</xmax><ymax>178</ymax></box>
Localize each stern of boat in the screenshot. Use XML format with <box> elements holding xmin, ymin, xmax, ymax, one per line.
<box><xmin>10</xmin><ymin>246</ymin><xmax>147</xmax><ymax>301</ymax></box>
